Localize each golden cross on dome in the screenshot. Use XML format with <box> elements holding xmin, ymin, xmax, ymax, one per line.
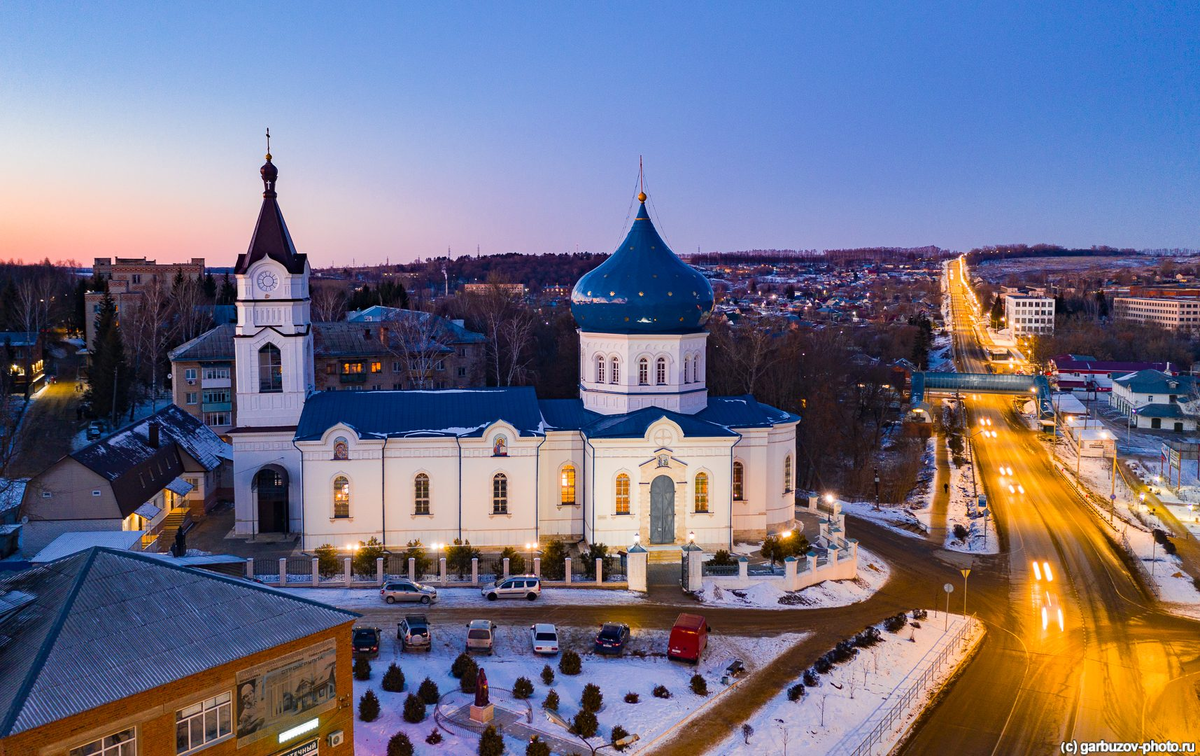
<box><xmin>265</xmin><ymin>127</ymin><xmax>272</xmax><ymax>160</ymax></box>
<box><xmin>638</xmin><ymin>155</ymin><xmax>647</xmax><ymax>203</ymax></box>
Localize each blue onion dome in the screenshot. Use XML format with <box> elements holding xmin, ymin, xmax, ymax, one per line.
<box><xmin>571</xmin><ymin>198</ymin><xmax>715</xmax><ymax>334</ymax></box>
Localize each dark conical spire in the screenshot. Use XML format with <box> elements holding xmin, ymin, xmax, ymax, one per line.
<box><xmin>234</xmin><ymin>133</ymin><xmax>307</xmax><ymax>275</ymax></box>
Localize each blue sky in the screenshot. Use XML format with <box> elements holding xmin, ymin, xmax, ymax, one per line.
<box><xmin>1</xmin><ymin>2</ymin><xmax>1198</xmax><ymax>264</ymax></box>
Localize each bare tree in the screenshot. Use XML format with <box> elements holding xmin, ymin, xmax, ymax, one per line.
<box><xmin>467</xmin><ymin>285</ymin><xmax>538</xmax><ymax>386</ymax></box>
<box><xmin>381</xmin><ymin>309</ymin><xmax>451</xmax><ymax>389</ymax></box>
<box><xmin>171</xmin><ymin>276</ymin><xmax>212</xmax><ymax>344</ymax></box>
<box><xmin>131</xmin><ymin>276</ymin><xmax>175</xmax><ymax>412</ymax></box>
<box><xmin>311</xmin><ymin>284</ymin><xmax>346</xmax><ymax>322</ymax></box>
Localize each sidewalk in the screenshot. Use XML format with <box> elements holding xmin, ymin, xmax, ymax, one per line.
<box><xmin>927</xmin><ymin>435</ymin><xmax>950</xmax><ymax>545</ymax></box>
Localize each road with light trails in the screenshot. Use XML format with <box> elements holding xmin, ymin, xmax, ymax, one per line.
<box><xmin>901</xmin><ymin>259</ymin><xmax>1200</xmax><ymax>755</ymax></box>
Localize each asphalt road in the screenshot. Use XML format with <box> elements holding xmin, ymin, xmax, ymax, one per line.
<box><xmin>900</xmin><ymin>259</ymin><xmax>1200</xmax><ymax>754</ymax></box>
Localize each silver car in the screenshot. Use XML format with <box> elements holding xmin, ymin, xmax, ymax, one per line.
<box><xmin>466</xmin><ymin>619</ymin><xmax>497</xmax><ymax>654</ymax></box>
<box><xmin>380</xmin><ymin>578</ymin><xmax>438</xmax><ymax>605</ymax></box>
<box><xmin>481</xmin><ymin>575</ymin><xmax>541</xmax><ymax>601</ymax></box>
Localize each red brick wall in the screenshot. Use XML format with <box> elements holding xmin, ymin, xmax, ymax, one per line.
<box><xmin>0</xmin><ymin>622</ymin><xmax>356</xmax><ymax>756</ymax></box>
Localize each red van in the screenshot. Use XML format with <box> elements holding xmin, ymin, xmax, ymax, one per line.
<box><xmin>668</xmin><ymin>613</ymin><xmax>709</xmax><ymax>663</ymax></box>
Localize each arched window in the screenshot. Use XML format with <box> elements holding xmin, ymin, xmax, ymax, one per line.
<box><xmin>683</xmin><ymin>355</ymin><xmax>692</xmax><ymax>384</ymax></box>
<box><xmin>333</xmin><ymin>437</ymin><xmax>348</xmax><ymax>460</ymax></box>
<box><xmin>694</xmin><ymin>473</ymin><xmax>709</xmax><ymax>513</ymax></box>
<box><xmin>784</xmin><ymin>456</ymin><xmax>793</xmax><ymax>493</ymax></box>
<box><xmin>656</xmin><ymin>357</ymin><xmax>667</xmax><ymax>385</ymax></box>
<box><xmin>492</xmin><ymin>473</ymin><xmax>508</xmax><ymax>514</ymax></box>
<box><xmin>333</xmin><ymin>476</ymin><xmax>350</xmax><ymax>518</ymax></box>
<box><xmin>414</xmin><ymin>473</ymin><xmax>430</xmax><ymax>515</ymax></box>
<box><xmin>733</xmin><ymin>462</ymin><xmax>744</xmax><ymax>501</ymax></box>
<box><xmin>259</xmin><ymin>344</ymin><xmax>282</xmax><ymax>393</ymax></box>
<box><xmin>560</xmin><ymin>465</ymin><xmax>576</xmax><ymax>506</ymax></box>
<box><xmin>610</xmin><ymin>356</ymin><xmax>620</xmax><ymax>384</ymax></box>
<box><xmin>595</xmin><ymin>355</ymin><xmax>606</xmax><ymax>383</ymax></box>
<box><xmin>638</xmin><ymin>357</ymin><xmax>649</xmax><ymax>386</ymax></box>
<box><xmin>694</xmin><ymin>354</ymin><xmax>702</xmax><ymax>383</ymax></box>
<box><xmin>615</xmin><ymin>473</ymin><xmax>630</xmax><ymax>514</ymax></box>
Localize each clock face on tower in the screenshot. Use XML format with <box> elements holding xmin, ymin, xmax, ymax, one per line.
<box><xmin>256</xmin><ymin>271</ymin><xmax>279</xmax><ymax>292</ymax></box>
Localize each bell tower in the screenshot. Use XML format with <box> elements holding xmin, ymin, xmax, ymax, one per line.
<box><xmin>232</xmin><ymin>136</ymin><xmax>314</xmax><ymax>428</ymax></box>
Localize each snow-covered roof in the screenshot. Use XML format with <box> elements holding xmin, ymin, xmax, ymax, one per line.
<box><xmin>29</xmin><ymin>531</ymin><xmax>144</xmax><ymax>563</ymax></box>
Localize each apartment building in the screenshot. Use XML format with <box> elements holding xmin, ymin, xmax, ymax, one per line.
<box><xmin>1004</xmin><ymin>295</ymin><xmax>1055</xmax><ymax>337</ymax></box>
<box><xmin>84</xmin><ymin>257</ymin><xmax>206</xmax><ymax>349</ymax></box>
<box><xmin>1112</xmin><ymin>296</ymin><xmax>1200</xmax><ymax>333</ymax></box>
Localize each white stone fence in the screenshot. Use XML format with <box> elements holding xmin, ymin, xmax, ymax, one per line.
<box><xmin>250</xmin><ymin>554</ymin><xmax>631</xmax><ymax>590</ymax></box>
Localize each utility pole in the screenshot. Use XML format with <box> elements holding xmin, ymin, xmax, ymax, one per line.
<box><xmin>873</xmin><ymin>468</ymin><xmax>880</xmax><ymax>511</ymax></box>
<box><xmin>110</xmin><ymin>365</ymin><xmax>119</xmax><ymax>430</ymax></box>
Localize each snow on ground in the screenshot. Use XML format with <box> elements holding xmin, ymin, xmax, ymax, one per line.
<box><xmin>694</xmin><ymin>547</ymin><xmax>891</xmax><ymax>610</ymax></box>
<box><xmin>841</xmin><ymin>500</ymin><xmax>928</xmax><ymax>541</ymax></box>
<box><xmin>1054</xmin><ymin>444</ymin><xmax>1200</xmax><ymax>618</ymax></box>
<box><xmin>354</xmin><ymin>622</ymin><xmax>810</xmax><ymax>755</ymax></box>
<box><xmin>283</xmin><ymin>585</ymin><xmax>646</xmax><ymax>609</ymax></box>
<box><xmin>711</xmin><ymin>614</ymin><xmax>984</xmax><ymax>756</ymax></box>
<box><xmin>940</xmin><ymin>444</ymin><xmax>998</xmax><ymax>554</ymax></box>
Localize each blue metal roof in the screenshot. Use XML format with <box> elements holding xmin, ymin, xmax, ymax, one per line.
<box><xmin>570</xmin><ymin>201</ymin><xmax>714</xmax><ymax>334</ymax></box>
<box><xmin>697</xmin><ymin>395</ymin><xmax>800</xmax><ymax>427</ymax></box>
<box><xmin>537</xmin><ymin>395</ymin><xmax>797</xmax><ymax>435</ymax></box>
<box><xmin>295</xmin><ymin>387</ymin><xmax>545</xmax><ymax>440</ymax></box>
<box><xmin>538</xmin><ymin>399</ymin><xmax>602</xmax><ymax>430</ymax></box>
<box><xmin>584</xmin><ymin>407</ymin><xmax>739</xmax><ymax>439</ymax></box>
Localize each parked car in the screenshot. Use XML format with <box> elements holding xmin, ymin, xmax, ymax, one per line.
<box><xmin>594</xmin><ymin>623</ymin><xmax>630</xmax><ymax>655</ymax></box>
<box><xmin>381</xmin><ymin>578</ymin><xmax>438</xmax><ymax>605</ymax></box>
<box><xmin>667</xmin><ymin>613</ymin><xmax>709</xmax><ymax>664</ymax></box>
<box><xmin>398</xmin><ymin>615</ymin><xmax>432</xmax><ymax>651</ymax></box>
<box><xmin>352</xmin><ymin>626</ymin><xmax>382</xmax><ymax>656</ymax></box>
<box><xmin>529</xmin><ymin>623</ymin><xmax>559</xmax><ymax>655</ymax></box>
<box><xmin>481</xmin><ymin>575</ymin><xmax>541</xmax><ymax>601</ymax></box>
<box><xmin>86</xmin><ymin>421</ymin><xmax>105</xmax><ymax>440</ymax></box>
<box><xmin>465</xmin><ymin>619</ymin><xmax>497</xmax><ymax>654</ymax></box>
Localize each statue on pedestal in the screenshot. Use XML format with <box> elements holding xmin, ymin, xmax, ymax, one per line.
<box><xmin>474</xmin><ymin>667</ymin><xmax>489</xmax><ymax>707</ymax></box>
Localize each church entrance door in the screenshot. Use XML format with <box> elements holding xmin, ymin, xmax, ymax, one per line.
<box><xmin>255</xmin><ymin>467</ymin><xmax>289</xmax><ymax>534</ymax></box>
<box><xmin>650</xmin><ymin>475</ymin><xmax>675</xmax><ymax>544</ymax></box>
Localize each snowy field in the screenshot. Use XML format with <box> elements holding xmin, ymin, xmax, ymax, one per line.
<box><xmin>353</xmin><ymin>622</ymin><xmax>809</xmax><ymax>755</ymax></box>
<box><xmin>284</xmin><ymin>585</ymin><xmax>645</xmax><ymax>609</ymax></box>
<box><xmin>693</xmin><ymin>546</ymin><xmax>891</xmax><ymax>610</ymax></box>
<box><xmin>841</xmin><ymin>499</ymin><xmax>929</xmax><ymax>540</ymax></box>
<box><xmin>712</xmin><ymin>614</ymin><xmax>984</xmax><ymax>756</ymax></box>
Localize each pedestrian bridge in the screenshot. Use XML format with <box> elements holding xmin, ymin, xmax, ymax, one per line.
<box><xmin>911</xmin><ymin>372</ymin><xmax>1053</xmax><ymax>416</ymax></box>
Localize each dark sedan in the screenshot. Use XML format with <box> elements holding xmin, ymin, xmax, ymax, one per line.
<box><xmin>352</xmin><ymin>626</ymin><xmax>382</xmax><ymax>656</ymax></box>
<box><xmin>594</xmin><ymin>623</ymin><xmax>631</xmax><ymax>655</ymax></box>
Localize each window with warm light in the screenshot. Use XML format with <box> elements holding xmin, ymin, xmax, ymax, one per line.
<box><xmin>784</xmin><ymin>456</ymin><xmax>793</xmax><ymax>493</ymax></box>
<box><xmin>560</xmin><ymin>465</ymin><xmax>576</xmax><ymax>506</ymax></box>
<box><xmin>333</xmin><ymin>476</ymin><xmax>350</xmax><ymax>518</ymax></box>
<box><xmin>733</xmin><ymin>462</ymin><xmax>744</xmax><ymax>501</ymax></box>
<box><xmin>615</xmin><ymin>473</ymin><xmax>630</xmax><ymax>514</ymax></box>
<box><xmin>414</xmin><ymin>473</ymin><xmax>430</xmax><ymax>514</ymax></box>
<box><xmin>694</xmin><ymin>473</ymin><xmax>709</xmax><ymax>512</ymax></box>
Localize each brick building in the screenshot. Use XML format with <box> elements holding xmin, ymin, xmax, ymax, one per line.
<box><xmin>85</xmin><ymin>257</ymin><xmax>206</xmax><ymax>350</ymax></box>
<box><xmin>0</xmin><ymin>547</ymin><xmax>357</xmax><ymax>756</ymax></box>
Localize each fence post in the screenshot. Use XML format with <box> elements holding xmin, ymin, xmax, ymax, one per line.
<box><xmin>311</xmin><ymin>557</ymin><xmax>319</xmax><ymax>587</ymax></box>
<box><xmin>343</xmin><ymin>557</ymin><xmax>352</xmax><ymax>587</ymax></box>
<box><xmin>626</xmin><ymin>547</ymin><xmax>647</xmax><ymax>592</ymax></box>
<box><xmin>737</xmin><ymin>555</ymin><xmax>749</xmax><ymax>582</ymax></box>
<box><xmin>595</xmin><ymin>557</ymin><xmax>603</xmax><ymax>585</ymax></box>
<box><xmin>564</xmin><ymin>557</ymin><xmax>572</xmax><ymax>584</ymax></box>
<box><xmin>472</xmin><ymin>557</ymin><xmax>479</xmax><ymax>586</ymax></box>
<box><xmin>784</xmin><ymin>556</ymin><xmax>798</xmax><ymax>591</ymax></box>
<box><xmin>408</xmin><ymin>557</ymin><xmax>415</xmax><ymax>582</ymax></box>
<box><xmin>278</xmin><ymin>557</ymin><xmax>287</xmax><ymax>586</ymax></box>
<box><xmin>828</xmin><ymin>543</ymin><xmax>840</xmax><ymax>565</ymax></box>
<box><xmin>245</xmin><ymin>557</ymin><xmax>254</xmax><ymax>580</ymax></box>
<box><xmin>376</xmin><ymin>557</ymin><xmax>384</xmax><ymax>586</ymax></box>
<box><xmin>807</xmin><ymin>551</ymin><xmax>817</xmax><ymax>573</ymax></box>
<box><xmin>502</xmin><ymin>557</ymin><xmax>510</xmax><ymax>579</ymax></box>
<box><xmin>439</xmin><ymin>556</ymin><xmax>447</xmax><ymax>584</ymax></box>
<box><xmin>533</xmin><ymin>556</ymin><xmax>541</xmax><ymax>578</ymax></box>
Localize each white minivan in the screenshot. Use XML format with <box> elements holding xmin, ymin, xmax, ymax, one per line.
<box><xmin>481</xmin><ymin>576</ymin><xmax>541</xmax><ymax>601</ymax></box>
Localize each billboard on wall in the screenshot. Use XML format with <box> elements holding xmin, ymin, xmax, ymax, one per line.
<box><xmin>235</xmin><ymin>637</ymin><xmax>338</xmax><ymax>746</ymax></box>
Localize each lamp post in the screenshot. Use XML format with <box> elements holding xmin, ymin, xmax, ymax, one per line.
<box><xmin>525</xmin><ymin>542</ymin><xmax>534</xmax><ymax>575</ymax></box>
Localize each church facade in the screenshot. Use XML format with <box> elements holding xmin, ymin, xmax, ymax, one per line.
<box><xmin>230</xmin><ymin>154</ymin><xmax>798</xmax><ymax>551</ymax></box>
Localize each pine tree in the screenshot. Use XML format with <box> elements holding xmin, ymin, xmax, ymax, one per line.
<box><xmin>218</xmin><ymin>272</ymin><xmax>236</xmax><ymax>305</ymax></box>
<box><xmin>478</xmin><ymin>725</ymin><xmax>504</xmax><ymax>756</ymax></box>
<box><xmin>86</xmin><ymin>291</ymin><xmax>130</xmax><ymax>423</ymax></box>
<box><xmin>202</xmin><ymin>271</ymin><xmax>217</xmax><ymax>300</ymax></box>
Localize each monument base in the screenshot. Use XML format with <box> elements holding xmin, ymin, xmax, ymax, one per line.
<box><xmin>470</xmin><ymin>704</ymin><xmax>495</xmax><ymax>724</ymax></box>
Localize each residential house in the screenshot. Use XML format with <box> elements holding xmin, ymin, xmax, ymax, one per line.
<box><xmin>1109</xmin><ymin>369</ymin><xmax>1199</xmax><ymax>432</ymax></box>
<box><xmin>170</xmin><ymin>313</ymin><xmax>486</xmax><ymax>433</ymax></box>
<box><xmin>1051</xmin><ymin>354</ymin><xmax>1175</xmax><ymax>394</ymax></box>
<box><xmin>84</xmin><ymin>256</ymin><xmax>206</xmax><ymax>351</ymax></box>
<box><xmin>0</xmin><ymin>333</ymin><xmax>44</xmax><ymax>395</ymax></box>
<box><xmin>0</xmin><ymin>547</ymin><xmax>356</xmax><ymax>756</ymax></box>
<box><xmin>18</xmin><ymin>405</ymin><xmax>231</xmax><ymax>556</ymax></box>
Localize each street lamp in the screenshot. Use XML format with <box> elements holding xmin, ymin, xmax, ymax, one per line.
<box><xmin>525</xmin><ymin>542</ymin><xmax>535</xmax><ymax>574</ymax></box>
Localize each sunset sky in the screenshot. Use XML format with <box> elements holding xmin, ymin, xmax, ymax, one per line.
<box><xmin>2</xmin><ymin>3</ymin><xmax>1198</xmax><ymax>266</ymax></box>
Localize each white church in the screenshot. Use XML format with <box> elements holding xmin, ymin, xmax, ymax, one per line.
<box><xmin>230</xmin><ymin>151</ymin><xmax>799</xmax><ymax>552</ymax></box>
